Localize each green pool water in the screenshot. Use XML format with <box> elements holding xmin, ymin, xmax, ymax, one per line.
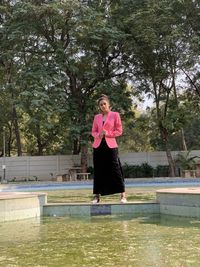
<box><xmin>0</xmin><ymin>215</ymin><xmax>200</xmax><ymax>267</ymax></box>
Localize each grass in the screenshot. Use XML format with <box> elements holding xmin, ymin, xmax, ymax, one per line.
<box><xmin>46</xmin><ymin>187</ymin><xmax>157</xmax><ymax>203</ymax></box>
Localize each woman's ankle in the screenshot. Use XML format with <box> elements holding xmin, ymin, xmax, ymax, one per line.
<box><xmin>120</xmin><ymin>192</ymin><xmax>126</xmax><ymax>199</ymax></box>
<box><xmin>120</xmin><ymin>193</ymin><xmax>127</xmax><ymax>203</ymax></box>
<box><xmin>92</xmin><ymin>194</ymin><xmax>100</xmax><ymax>204</ymax></box>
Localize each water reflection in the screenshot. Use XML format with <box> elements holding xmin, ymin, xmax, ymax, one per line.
<box><xmin>0</xmin><ymin>215</ymin><xmax>200</xmax><ymax>267</ymax></box>
<box><xmin>0</xmin><ymin>217</ymin><xmax>41</xmax><ymax>243</ymax></box>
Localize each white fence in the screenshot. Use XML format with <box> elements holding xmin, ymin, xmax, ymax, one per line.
<box><xmin>1</xmin><ymin>151</ymin><xmax>200</xmax><ymax>181</ymax></box>
<box><xmin>0</xmin><ymin>155</ymin><xmax>80</xmax><ymax>181</ymax></box>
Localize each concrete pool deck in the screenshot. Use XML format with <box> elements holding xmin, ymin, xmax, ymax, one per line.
<box><xmin>0</xmin><ymin>192</ymin><xmax>47</xmax><ymax>222</ymax></box>
<box><xmin>1</xmin><ymin>187</ymin><xmax>200</xmax><ymax>221</ymax></box>
<box><xmin>157</xmin><ymin>187</ymin><xmax>200</xmax><ymax>218</ymax></box>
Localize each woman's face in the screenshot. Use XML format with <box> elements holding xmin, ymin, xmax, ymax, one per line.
<box><xmin>99</xmin><ymin>99</ymin><xmax>110</xmax><ymax>113</ymax></box>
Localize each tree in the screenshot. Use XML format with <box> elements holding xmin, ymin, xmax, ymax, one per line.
<box><xmin>0</xmin><ymin>1</ymin><xmax>23</xmax><ymax>155</ymax></box>
<box><xmin>116</xmin><ymin>0</ymin><xmax>200</xmax><ymax>176</ymax></box>
<box><xmin>1</xmin><ymin>1</ymin><xmax>133</xmax><ymax>169</ymax></box>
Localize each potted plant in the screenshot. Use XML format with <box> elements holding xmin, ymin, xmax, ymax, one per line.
<box><xmin>175</xmin><ymin>151</ymin><xmax>199</xmax><ymax>178</ymax></box>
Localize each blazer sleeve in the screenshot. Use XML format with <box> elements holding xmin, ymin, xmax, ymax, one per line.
<box><xmin>91</xmin><ymin>115</ymin><xmax>99</xmax><ymax>138</ymax></box>
<box><xmin>104</xmin><ymin>112</ymin><xmax>122</xmax><ymax>138</ymax></box>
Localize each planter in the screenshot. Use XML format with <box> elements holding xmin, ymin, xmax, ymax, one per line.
<box><xmin>195</xmin><ymin>163</ymin><xmax>200</xmax><ymax>177</ymax></box>
<box><xmin>181</xmin><ymin>170</ymin><xmax>196</xmax><ymax>178</ymax></box>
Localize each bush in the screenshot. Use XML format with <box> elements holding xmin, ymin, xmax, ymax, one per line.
<box><xmin>122</xmin><ymin>163</ymin><xmax>154</xmax><ymax>178</ymax></box>
<box><xmin>153</xmin><ymin>165</ymin><xmax>170</xmax><ymax>177</ymax></box>
<box><xmin>87</xmin><ymin>166</ymin><xmax>94</xmax><ymax>179</ymax></box>
<box><xmin>88</xmin><ymin>163</ymin><xmax>170</xmax><ymax>179</ymax></box>
<box><xmin>122</xmin><ymin>163</ymin><xmax>170</xmax><ymax>178</ymax></box>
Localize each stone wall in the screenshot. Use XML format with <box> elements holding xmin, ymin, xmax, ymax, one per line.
<box><xmin>1</xmin><ymin>150</ymin><xmax>200</xmax><ymax>181</ymax></box>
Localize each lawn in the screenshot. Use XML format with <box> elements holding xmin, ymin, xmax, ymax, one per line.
<box><xmin>46</xmin><ymin>187</ymin><xmax>158</xmax><ymax>203</ymax></box>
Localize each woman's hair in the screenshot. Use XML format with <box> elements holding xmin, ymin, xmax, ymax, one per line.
<box><xmin>97</xmin><ymin>94</ymin><xmax>110</xmax><ymax>105</ymax></box>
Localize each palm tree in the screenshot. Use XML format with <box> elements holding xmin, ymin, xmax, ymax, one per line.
<box><xmin>175</xmin><ymin>151</ymin><xmax>200</xmax><ymax>177</ymax></box>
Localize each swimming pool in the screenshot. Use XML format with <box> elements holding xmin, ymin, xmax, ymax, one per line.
<box><xmin>1</xmin><ymin>214</ymin><xmax>200</xmax><ymax>267</ymax></box>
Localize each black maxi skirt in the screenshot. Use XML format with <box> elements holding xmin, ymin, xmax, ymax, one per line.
<box><xmin>93</xmin><ymin>139</ymin><xmax>125</xmax><ymax>196</ymax></box>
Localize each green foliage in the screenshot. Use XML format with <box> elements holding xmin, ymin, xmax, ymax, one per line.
<box><xmin>120</xmin><ymin>112</ymin><xmax>155</xmax><ymax>152</ymax></box>
<box><xmin>122</xmin><ymin>163</ymin><xmax>153</xmax><ymax>178</ymax></box>
<box><xmin>0</xmin><ymin>0</ymin><xmax>200</xmax><ymax>160</ymax></box>
<box><xmin>88</xmin><ymin>163</ymin><xmax>169</xmax><ymax>179</ymax></box>
<box><xmin>175</xmin><ymin>151</ymin><xmax>199</xmax><ymax>170</ymax></box>
<box><xmin>87</xmin><ymin>166</ymin><xmax>94</xmax><ymax>179</ymax></box>
<box><xmin>0</xmin><ymin>0</ymin><xmax>134</xmax><ymax>156</ymax></box>
<box><xmin>121</xmin><ymin>163</ymin><xmax>170</xmax><ymax>178</ymax></box>
<box><xmin>153</xmin><ymin>165</ymin><xmax>170</xmax><ymax>177</ymax></box>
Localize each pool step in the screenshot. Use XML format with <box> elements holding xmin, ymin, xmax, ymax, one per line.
<box><xmin>43</xmin><ymin>201</ymin><xmax>159</xmax><ymax>217</ymax></box>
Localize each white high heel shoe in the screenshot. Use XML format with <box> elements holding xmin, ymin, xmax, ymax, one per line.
<box><xmin>92</xmin><ymin>195</ymin><xmax>100</xmax><ymax>204</ymax></box>
<box><xmin>120</xmin><ymin>197</ymin><xmax>127</xmax><ymax>204</ymax></box>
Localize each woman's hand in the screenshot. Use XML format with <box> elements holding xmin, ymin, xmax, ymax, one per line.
<box><xmin>99</xmin><ymin>130</ymin><xmax>106</xmax><ymax>139</ymax></box>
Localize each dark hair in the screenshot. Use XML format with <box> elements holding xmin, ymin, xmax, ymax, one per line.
<box><xmin>97</xmin><ymin>94</ymin><xmax>110</xmax><ymax>105</ymax></box>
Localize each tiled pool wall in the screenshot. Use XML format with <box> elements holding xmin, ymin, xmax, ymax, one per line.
<box><xmin>41</xmin><ymin>187</ymin><xmax>200</xmax><ymax>219</ymax></box>
<box><xmin>43</xmin><ymin>202</ymin><xmax>159</xmax><ymax>217</ymax></box>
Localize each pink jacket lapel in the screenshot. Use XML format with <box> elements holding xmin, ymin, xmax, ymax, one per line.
<box><xmin>102</xmin><ymin>111</ymin><xmax>111</xmax><ymax>128</ymax></box>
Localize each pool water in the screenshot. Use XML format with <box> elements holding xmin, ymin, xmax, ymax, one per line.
<box><xmin>2</xmin><ymin>179</ymin><xmax>200</xmax><ymax>192</ymax></box>
<box><xmin>0</xmin><ymin>215</ymin><xmax>200</xmax><ymax>267</ymax></box>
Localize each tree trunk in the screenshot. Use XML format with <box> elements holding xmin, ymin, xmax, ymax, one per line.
<box><xmin>165</xmin><ymin>146</ymin><xmax>176</xmax><ymax>177</ymax></box>
<box><xmin>160</xmin><ymin>125</ymin><xmax>176</xmax><ymax>177</ymax></box>
<box><xmin>180</xmin><ymin>128</ymin><xmax>188</xmax><ymax>151</ymax></box>
<box><xmin>80</xmin><ymin>144</ymin><xmax>88</xmax><ymax>172</ymax></box>
<box><xmin>37</xmin><ymin>140</ymin><xmax>44</xmax><ymax>155</ymax></box>
<box><xmin>12</xmin><ymin>104</ymin><xmax>22</xmax><ymax>156</ymax></box>
<box><xmin>7</xmin><ymin>123</ymin><xmax>12</xmax><ymax>157</ymax></box>
<box><xmin>36</xmin><ymin>124</ymin><xmax>44</xmax><ymax>156</ymax></box>
<box><xmin>73</xmin><ymin>138</ymin><xmax>80</xmax><ymax>155</ymax></box>
<box><xmin>172</xmin><ymin>84</ymin><xmax>188</xmax><ymax>151</ymax></box>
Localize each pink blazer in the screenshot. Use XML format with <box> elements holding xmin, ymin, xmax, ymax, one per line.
<box><xmin>91</xmin><ymin>111</ymin><xmax>122</xmax><ymax>148</ymax></box>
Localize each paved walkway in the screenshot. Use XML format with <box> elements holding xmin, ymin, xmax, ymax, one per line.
<box><xmin>1</xmin><ymin>177</ymin><xmax>200</xmax><ymax>192</ymax></box>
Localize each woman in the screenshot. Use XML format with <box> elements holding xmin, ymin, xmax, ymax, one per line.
<box><xmin>91</xmin><ymin>94</ymin><xmax>127</xmax><ymax>204</ymax></box>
